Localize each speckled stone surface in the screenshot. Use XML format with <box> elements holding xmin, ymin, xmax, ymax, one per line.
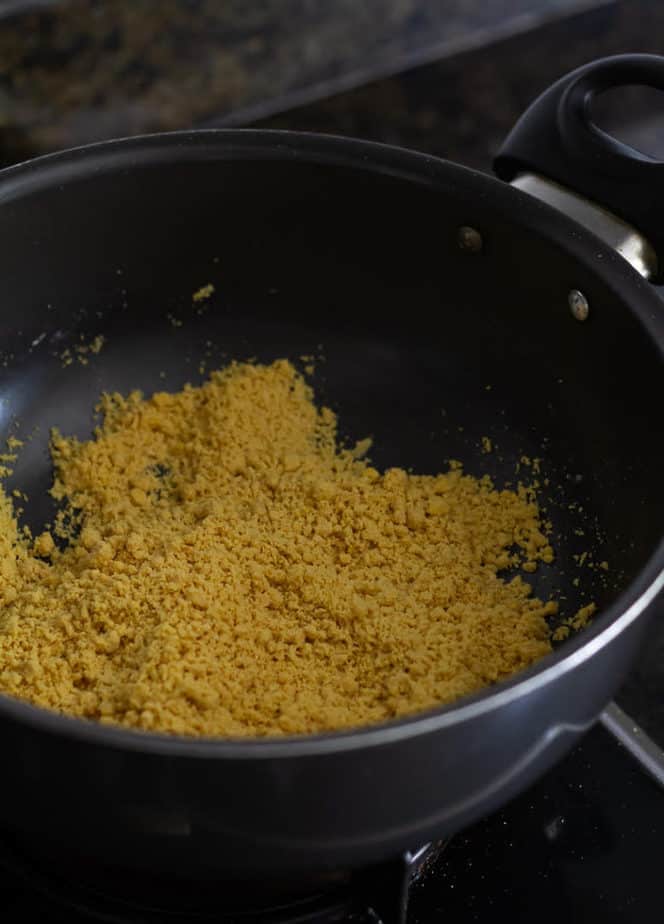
<box><xmin>256</xmin><ymin>0</ymin><xmax>664</xmax><ymax>173</ymax></box>
<box><xmin>0</xmin><ymin>0</ymin><xmax>607</xmax><ymax>163</ymax></box>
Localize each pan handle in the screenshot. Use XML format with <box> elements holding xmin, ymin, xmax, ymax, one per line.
<box><xmin>494</xmin><ymin>54</ymin><xmax>664</xmax><ymax>282</ymax></box>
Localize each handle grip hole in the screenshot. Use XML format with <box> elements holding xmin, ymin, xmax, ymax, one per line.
<box><xmin>590</xmin><ymin>84</ymin><xmax>664</xmax><ymax>161</ymax></box>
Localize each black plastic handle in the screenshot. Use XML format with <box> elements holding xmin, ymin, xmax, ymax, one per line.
<box><xmin>494</xmin><ymin>54</ymin><xmax>664</xmax><ymax>273</ymax></box>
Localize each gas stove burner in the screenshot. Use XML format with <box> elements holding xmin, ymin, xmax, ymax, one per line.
<box><xmin>0</xmin><ymin>834</ymin><xmax>445</xmax><ymax>924</ymax></box>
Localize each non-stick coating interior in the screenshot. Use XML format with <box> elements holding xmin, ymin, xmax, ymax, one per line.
<box><xmin>0</xmin><ymin>140</ymin><xmax>661</xmax><ymax>638</ymax></box>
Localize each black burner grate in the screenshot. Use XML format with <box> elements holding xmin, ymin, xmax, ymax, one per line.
<box><xmin>0</xmin><ymin>832</ymin><xmax>442</xmax><ymax>924</ymax></box>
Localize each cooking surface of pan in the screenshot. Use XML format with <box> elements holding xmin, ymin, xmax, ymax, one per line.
<box><xmin>0</xmin><ymin>134</ymin><xmax>660</xmax><ymax>656</ymax></box>
<box><xmin>0</xmin><ymin>115</ymin><xmax>661</xmax><ymax>875</ymax></box>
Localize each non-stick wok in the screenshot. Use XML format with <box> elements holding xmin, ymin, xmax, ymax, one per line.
<box><xmin>0</xmin><ymin>54</ymin><xmax>662</xmax><ymax>895</ymax></box>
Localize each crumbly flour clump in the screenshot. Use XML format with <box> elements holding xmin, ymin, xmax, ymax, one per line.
<box><xmin>0</xmin><ymin>360</ymin><xmax>557</xmax><ymax>737</ymax></box>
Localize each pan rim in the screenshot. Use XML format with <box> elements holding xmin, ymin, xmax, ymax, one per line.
<box><xmin>0</xmin><ymin>127</ymin><xmax>662</xmax><ymax>757</ymax></box>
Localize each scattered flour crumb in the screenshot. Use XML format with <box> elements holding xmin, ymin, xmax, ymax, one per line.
<box><xmin>192</xmin><ymin>284</ymin><xmax>215</xmax><ymax>303</ymax></box>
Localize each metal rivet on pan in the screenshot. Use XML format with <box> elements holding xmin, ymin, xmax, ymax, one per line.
<box><xmin>457</xmin><ymin>226</ymin><xmax>483</xmax><ymax>253</ymax></box>
<box><xmin>568</xmin><ymin>289</ymin><xmax>589</xmax><ymax>321</ymax></box>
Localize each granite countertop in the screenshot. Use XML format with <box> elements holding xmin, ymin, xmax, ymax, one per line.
<box><xmin>0</xmin><ymin>0</ymin><xmax>609</xmax><ymax>164</ymax></box>
<box><xmin>255</xmin><ymin>0</ymin><xmax>664</xmax><ymax>172</ymax></box>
